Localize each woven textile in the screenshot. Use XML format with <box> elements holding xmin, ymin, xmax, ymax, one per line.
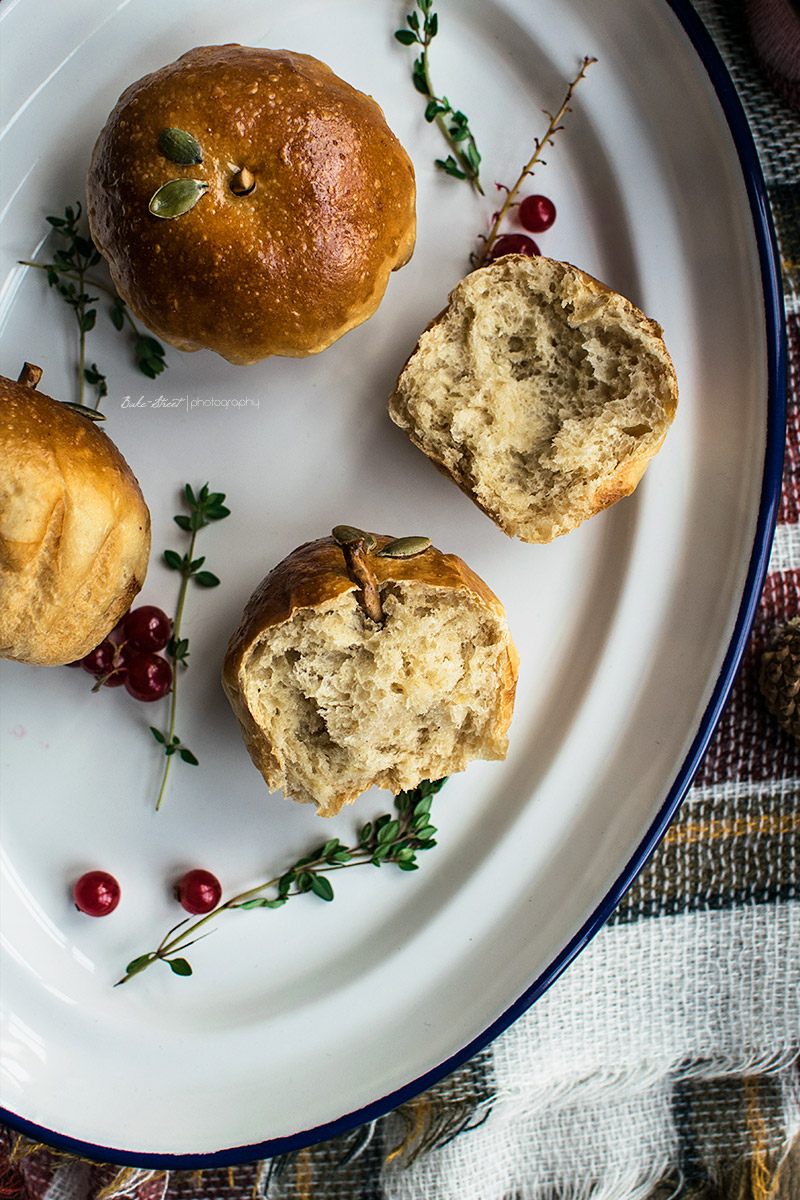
<box><xmin>2</xmin><ymin>1</ymin><xmax>799</xmax><ymax>1197</ymax></box>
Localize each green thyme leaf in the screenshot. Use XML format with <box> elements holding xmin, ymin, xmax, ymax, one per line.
<box><xmin>436</xmin><ymin>155</ymin><xmax>466</xmax><ymax>180</ymax></box>
<box><xmin>168</xmin><ymin>957</ymin><xmax>193</xmax><ymax>976</ymax></box>
<box><xmin>192</xmin><ymin>570</ymin><xmax>220</xmax><ymax>588</ymax></box>
<box><xmin>377</xmin><ymin>819</ymin><xmax>401</xmax><ymax>844</ymax></box>
<box><xmin>163</xmin><ymin>549</ymin><xmax>184</xmax><ymax>571</ymax></box>
<box><xmin>125</xmin><ymin>954</ymin><xmax>154</xmax><ymax>976</ymax></box>
<box><xmin>310</xmin><ymin>875</ymin><xmax>335</xmax><ymax>901</ymax></box>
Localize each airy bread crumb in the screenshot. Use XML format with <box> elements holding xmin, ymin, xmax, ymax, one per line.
<box><xmin>388</xmin><ymin>255</ymin><xmax>678</xmax><ymax>543</ymax></box>
<box><xmin>222</xmin><ymin>535</ymin><xmax>518</xmax><ymax>817</ymax></box>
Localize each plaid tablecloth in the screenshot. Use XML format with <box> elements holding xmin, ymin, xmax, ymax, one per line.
<box><xmin>2</xmin><ymin>1</ymin><xmax>798</xmax><ymax>1197</ymax></box>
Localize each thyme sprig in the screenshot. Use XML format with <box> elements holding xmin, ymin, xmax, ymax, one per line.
<box><xmin>473</xmin><ymin>56</ymin><xmax>596</xmax><ymax>268</ymax></box>
<box><xmin>395</xmin><ymin>1</ymin><xmax>483</xmax><ymax>193</ymax></box>
<box><xmin>117</xmin><ymin>778</ymin><xmax>446</xmax><ymax>984</ymax></box>
<box><xmin>152</xmin><ymin>484</ymin><xmax>230</xmax><ymax>811</ymax></box>
<box><xmin>19</xmin><ymin>204</ymin><xmax>168</xmax><ymax>407</ymax></box>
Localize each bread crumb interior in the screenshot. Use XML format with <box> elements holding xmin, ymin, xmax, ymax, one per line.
<box><xmin>392</xmin><ymin>261</ymin><xmax>675</xmax><ymax>541</ymax></box>
<box><xmin>244</xmin><ymin>583</ymin><xmax>508</xmax><ymax>809</ymax></box>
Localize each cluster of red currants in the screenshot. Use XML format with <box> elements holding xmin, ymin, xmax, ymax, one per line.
<box><xmin>73</xmin><ymin>868</ymin><xmax>222</xmax><ymax>917</ymax></box>
<box><xmin>486</xmin><ymin>192</ymin><xmax>557</xmax><ymax>261</ymax></box>
<box><xmin>75</xmin><ymin>605</ymin><xmax>173</xmax><ymax>702</ymax></box>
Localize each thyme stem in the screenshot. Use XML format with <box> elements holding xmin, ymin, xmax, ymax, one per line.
<box><xmin>116</xmin><ymin>779</ymin><xmax>446</xmax><ymax>985</ymax></box>
<box><xmin>395</xmin><ymin>2</ymin><xmax>483</xmax><ymax>193</ymax></box>
<box><xmin>155</xmin><ymin>525</ymin><xmax>197</xmax><ymax>811</ymax></box>
<box><xmin>474</xmin><ymin>56</ymin><xmax>596</xmax><ymax>269</ymax></box>
<box><xmin>419</xmin><ymin>27</ymin><xmax>483</xmax><ymax>194</ymax></box>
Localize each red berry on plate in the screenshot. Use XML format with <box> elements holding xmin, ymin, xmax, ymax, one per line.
<box><xmin>487</xmin><ymin>233</ymin><xmax>540</xmax><ymax>261</ymax></box>
<box><xmin>519</xmin><ymin>193</ymin><xmax>556</xmax><ymax>233</ymax></box>
<box><xmin>124</xmin><ymin>652</ymin><xmax>173</xmax><ymax>702</ymax></box>
<box><xmin>81</xmin><ymin>640</ymin><xmax>117</xmax><ymax>676</ymax></box>
<box><xmin>73</xmin><ymin>870</ymin><xmax>121</xmax><ymax>916</ymax></box>
<box><xmin>82</xmin><ymin>641</ymin><xmax>129</xmax><ymax>687</ymax></box>
<box><xmin>175</xmin><ymin>869</ymin><xmax>222</xmax><ymax>914</ymax></box>
<box><xmin>123</xmin><ymin>605</ymin><xmax>171</xmax><ymax>653</ymax></box>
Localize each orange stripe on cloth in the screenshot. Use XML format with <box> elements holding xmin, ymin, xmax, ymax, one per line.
<box><xmin>663</xmin><ymin>813</ymin><xmax>800</xmax><ymax>846</ymax></box>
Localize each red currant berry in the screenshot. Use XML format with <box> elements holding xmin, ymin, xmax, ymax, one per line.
<box><xmin>487</xmin><ymin>233</ymin><xmax>540</xmax><ymax>261</ymax></box>
<box><xmin>175</xmin><ymin>869</ymin><xmax>222</xmax><ymax>915</ymax></box>
<box><xmin>82</xmin><ymin>642</ymin><xmax>129</xmax><ymax>688</ymax></box>
<box><xmin>518</xmin><ymin>194</ymin><xmax>556</xmax><ymax>233</ymax></box>
<box><xmin>81</xmin><ymin>640</ymin><xmax>117</xmax><ymax>676</ymax></box>
<box><xmin>124</xmin><ymin>653</ymin><xmax>173</xmax><ymax>702</ymax></box>
<box><xmin>123</xmin><ymin>605</ymin><xmax>171</xmax><ymax>653</ymax></box>
<box><xmin>73</xmin><ymin>870</ymin><xmax>121</xmax><ymax>916</ymax></box>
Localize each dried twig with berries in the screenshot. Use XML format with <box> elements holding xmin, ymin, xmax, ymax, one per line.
<box><xmin>473</xmin><ymin>56</ymin><xmax>597</xmax><ymax>269</ymax></box>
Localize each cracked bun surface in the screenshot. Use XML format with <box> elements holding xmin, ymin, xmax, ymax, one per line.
<box><xmin>222</xmin><ymin>533</ymin><xmax>519</xmax><ymax>817</ymax></box>
<box><xmin>388</xmin><ymin>255</ymin><xmax>678</xmax><ymax>543</ymax></box>
<box><xmin>86</xmin><ymin>44</ymin><xmax>417</xmax><ymax>364</ymax></box>
<box><xmin>0</xmin><ymin>372</ymin><xmax>150</xmax><ymax>666</ymax></box>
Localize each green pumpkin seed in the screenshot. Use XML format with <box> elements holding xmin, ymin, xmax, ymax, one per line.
<box><xmin>148</xmin><ymin>178</ymin><xmax>208</xmax><ymax>219</ymax></box>
<box><xmin>377</xmin><ymin>536</ymin><xmax>431</xmax><ymax>558</ymax></box>
<box><xmin>61</xmin><ymin>402</ymin><xmax>106</xmax><ymax>422</ymax></box>
<box><xmin>332</xmin><ymin>525</ymin><xmax>376</xmax><ymax>551</ymax></box>
<box><xmin>158</xmin><ymin>127</ymin><xmax>203</xmax><ymax>165</ymax></box>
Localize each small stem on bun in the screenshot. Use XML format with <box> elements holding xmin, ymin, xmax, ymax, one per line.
<box><xmin>229</xmin><ymin>167</ymin><xmax>256</xmax><ymax>196</ymax></box>
<box><xmin>342</xmin><ymin>538</ymin><xmax>383</xmax><ymax>624</ymax></box>
<box><xmin>17</xmin><ymin>363</ymin><xmax>43</xmax><ymax>389</ymax></box>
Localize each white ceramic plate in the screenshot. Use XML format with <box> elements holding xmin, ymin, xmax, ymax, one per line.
<box><xmin>0</xmin><ymin>0</ymin><xmax>784</xmax><ymax>1166</ymax></box>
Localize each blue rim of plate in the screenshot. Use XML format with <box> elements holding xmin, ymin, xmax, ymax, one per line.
<box><xmin>1</xmin><ymin>0</ymin><xmax>788</xmax><ymax>1168</ymax></box>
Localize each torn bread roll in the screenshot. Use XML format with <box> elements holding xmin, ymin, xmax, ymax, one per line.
<box><xmin>388</xmin><ymin>254</ymin><xmax>678</xmax><ymax>543</ymax></box>
<box><xmin>222</xmin><ymin>529</ymin><xmax>519</xmax><ymax>817</ymax></box>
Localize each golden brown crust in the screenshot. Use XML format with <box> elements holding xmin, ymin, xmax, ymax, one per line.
<box><xmin>0</xmin><ymin>374</ymin><xmax>151</xmax><ymax>665</ymax></box>
<box><xmin>221</xmin><ymin>534</ymin><xmax>519</xmax><ymax>814</ymax></box>
<box><xmin>86</xmin><ymin>45</ymin><xmax>416</xmax><ymax>364</ymax></box>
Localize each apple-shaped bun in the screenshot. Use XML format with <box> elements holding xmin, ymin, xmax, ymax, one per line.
<box><xmin>222</xmin><ymin>529</ymin><xmax>519</xmax><ymax>817</ymax></box>
<box><xmin>86</xmin><ymin>45</ymin><xmax>417</xmax><ymax>364</ymax></box>
<box><xmin>0</xmin><ymin>367</ymin><xmax>150</xmax><ymax>666</ymax></box>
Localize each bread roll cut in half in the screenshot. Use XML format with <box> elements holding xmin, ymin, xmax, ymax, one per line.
<box><xmin>0</xmin><ymin>367</ymin><xmax>150</xmax><ymax>666</ymax></box>
<box><xmin>222</xmin><ymin>528</ymin><xmax>519</xmax><ymax>817</ymax></box>
<box><xmin>87</xmin><ymin>45</ymin><xmax>416</xmax><ymax>364</ymax></box>
<box><xmin>388</xmin><ymin>255</ymin><xmax>678</xmax><ymax>543</ymax></box>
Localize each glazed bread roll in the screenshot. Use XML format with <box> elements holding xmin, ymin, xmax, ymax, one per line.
<box><xmin>0</xmin><ymin>368</ymin><xmax>150</xmax><ymax>666</ymax></box>
<box><xmin>87</xmin><ymin>45</ymin><xmax>416</xmax><ymax>364</ymax></box>
<box><xmin>388</xmin><ymin>255</ymin><xmax>678</xmax><ymax>543</ymax></box>
<box><xmin>222</xmin><ymin>529</ymin><xmax>518</xmax><ymax>817</ymax></box>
